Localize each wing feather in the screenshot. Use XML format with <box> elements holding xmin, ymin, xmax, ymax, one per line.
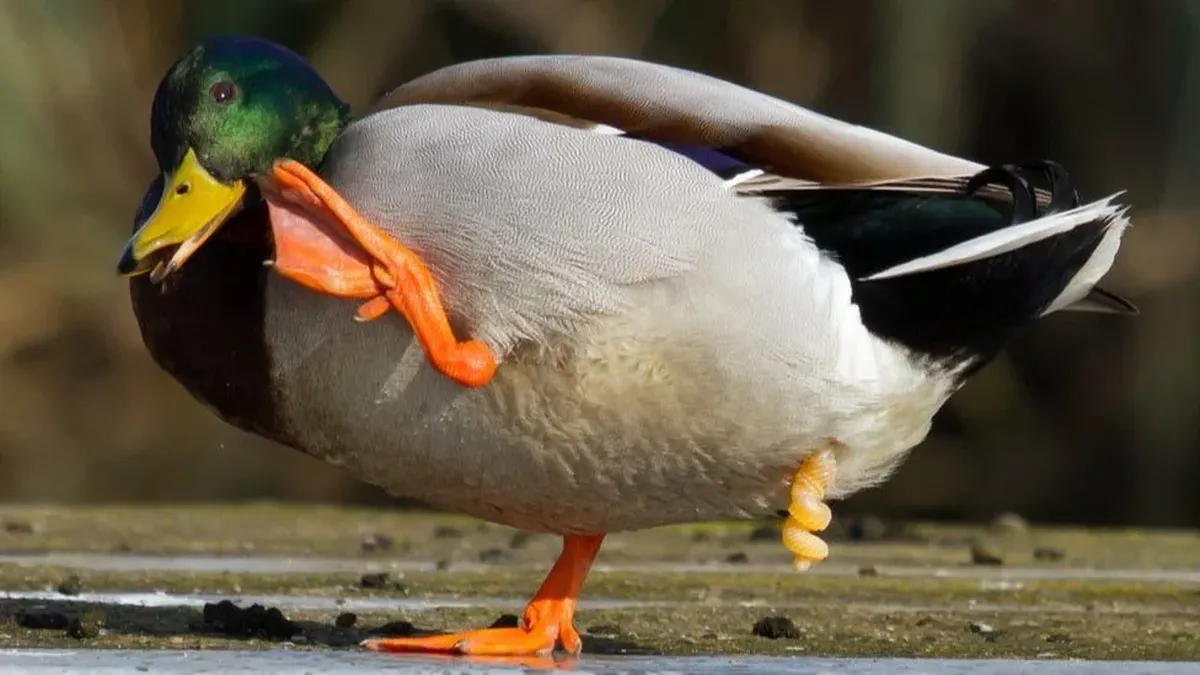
<box><xmin>371</xmin><ymin>54</ymin><xmax>983</xmax><ymax>183</ymax></box>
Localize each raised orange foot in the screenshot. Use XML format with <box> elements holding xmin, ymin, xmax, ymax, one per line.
<box><xmin>364</xmin><ymin>534</ymin><xmax>605</xmax><ymax>656</ymax></box>
<box><xmin>782</xmin><ymin>445</ymin><xmax>837</xmax><ymax>571</ymax></box>
<box><xmin>264</xmin><ymin>159</ymin><xmax>498</xmax><ymax>388</ymax></box>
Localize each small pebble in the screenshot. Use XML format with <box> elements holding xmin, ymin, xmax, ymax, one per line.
<box><xmin>990</xmin><ymin>512</ymin><xmax>1029</xmax><ymax>536</ymax></box>
<box><xmin>489</xmin><ymin>614</ymin><xmax>521</xmax><ymax>628</ymax></box>
<box><xmin>359</xmin><ymin>572</ymin><xmax>392</xmax><ymax>589</ymax></box>
<box><xmin>334</xmin><ymin>612</ymin><xmax>357</xmax><ymax>629</ymax></box>
<box><xmin>748</xmin><ymin>524</ymin><xmax>781</xmax><ymax>542</ymax></box>
<box><xmin>478</xmin><ymin>548</ymin><xmax>510</xmax><ymax>564</ymax></box>
<box><xmin>56</xmin><ymin>575</ymin><xmax>83</xmax><ymax>597</ymax></box>
<box><xmin>1033</xmin><ymin>546</ymin><xmax>1065</xmax><ymax>562</ymax></box>
<box><xmin>969</xmin><ymin>621</ymin><xmax>995</xmax><ymax>635</ymax></box>
<box><xmin>508</xmin><ymin>531</ymin><xmax>532</xmax><ymax>549</ymax></box>
<box><xmin>359</xmin><ymin>533</ymin><xmax>395</xmax><ymax>554</ymax></box>
<box><xmin>724</xmin><ymin>552</ymin><xmax>749</xmax><ymax>564</ymax></box>
<box><xmin>970</xmin><ymin>542</ymin><xmax>1005</xmax><ymax>566</ymax></box>
<box><xmin>752</xmin><ymin>615</ymin><xmax>800</xmax><ymax>640</ymax></box>
<box><xmin>435</xmin><ymin>558</ymin><xmax>452</xmax><ymax>571</ymax></box>
<box><xmin>3</xmin><ymin>520</ymin><xmax>34</xmax><ymax>535</ymax></box>
<box><xmin>858</xmin><ymin>564</ymin><xmax>879</xmax><ymax>577</ymax></box>
<box><xmin>433</xmin><ymin>526</ymin><xmax>464</xmax><ymax>539</ymax></box>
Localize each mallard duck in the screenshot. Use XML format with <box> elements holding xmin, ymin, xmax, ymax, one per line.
<box><xmin>119</xmin><ymin>35</ymin><xmax>1135</xmax><ymax>656</ymax></box>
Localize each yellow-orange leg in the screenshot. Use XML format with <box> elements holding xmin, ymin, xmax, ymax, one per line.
<box><xmin>269</xmin><ymin>159</ymin><xmax>498</xmax><ymax>389</ymax></box>
<box><xmin>781</xmin><ymin>446</ymin><xmax>836</xmax><ymax>571</ymax></box>
<box><xmin>364</xmin><ymin>534</ymin><xmax>605</xmax><ymax>656</ymax></box>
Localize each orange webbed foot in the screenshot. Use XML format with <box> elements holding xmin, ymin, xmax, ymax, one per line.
<box><xmin>263</xmin><ymin>190</ymin><xmax>379</xmax><ymax>299</ymax></box>
<box><xmin>268</xmin><ymin>160</ymin><xmax>498</xmax><ymax>388</ymax></box>
<box><xmin>362</xmin><ymin>601</ymin><xmax>580</xmax><ymax>656</ymax></box>
<box><xmin>365</xmin><ymin>534</ymin><xmax>603</xmax><ymax>657</ymax></box>
<box><xmin>782</xmin><ymin>444</ymin><xmax>837</xmax><ymax>571</ymax></box>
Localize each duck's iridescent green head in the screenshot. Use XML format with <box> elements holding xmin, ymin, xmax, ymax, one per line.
<box><xmin>119</xmin><ymin>35</ymin><xmax>350</xmax><ymax>280</ymax></box>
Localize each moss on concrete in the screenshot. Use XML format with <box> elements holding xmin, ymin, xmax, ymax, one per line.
<box><xmin>1</xmin><ymin>596</ymin><xmax>1196</xmax><ymax>660</ymax></box>
<box><xmin>0</xmin><ymin>504</ymin><xmax>1195</xmax><ymax>660</ymax></box>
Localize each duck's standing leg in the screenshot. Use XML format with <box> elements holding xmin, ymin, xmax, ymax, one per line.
<box><xmin>782</xmin><ymin>445</ymin><xmax>837</xmax><ymax>570</ymax></box>
<box><xmin>264</xmin><ymin>159</ymin><xmax>498</xmax><ymax>389</ymax></box>
<box><xmin>364</xmin><ymin>534</ymin><xmax>605</xmax><ymax>656</ymax></box>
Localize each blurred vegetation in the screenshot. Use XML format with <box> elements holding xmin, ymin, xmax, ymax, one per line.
<box><xmin>0</xmin><ymin>0</ymin><xmax>1196</xmax><ymax>527</ymax></box>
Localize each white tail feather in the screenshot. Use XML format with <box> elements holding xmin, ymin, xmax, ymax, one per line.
<box><xmin>863</xmin><ymin>193</ymin><xmax>1128</xmax><ymax>282</ymax></box>
<box><xmin>1042</xmin><ymin>205</ymin><xmax>1132</xmax><ymax>315</ymax></box>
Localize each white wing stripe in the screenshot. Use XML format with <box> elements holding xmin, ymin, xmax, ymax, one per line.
<box><xmin>863</xmin><ymin>193</ymin><xmax>1127</xmax><ymax>282</ymax></box>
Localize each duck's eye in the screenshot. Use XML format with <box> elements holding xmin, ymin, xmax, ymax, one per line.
<box><xmin>209</xmin><ymin>80</ymin><xmax>238</xmax><ymax>105</ymax></box>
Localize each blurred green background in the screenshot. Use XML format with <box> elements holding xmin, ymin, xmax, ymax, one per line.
<box><xmin>0</xmin><ymin>0</ymin><xmax>1194</xmax><ymax>527</ymax></box>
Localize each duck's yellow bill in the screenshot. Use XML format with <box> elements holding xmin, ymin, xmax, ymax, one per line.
<box><xmin>118</xmin><ymin>148</ymin><xmax>246</xmax><ymax>282</ymax></box>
